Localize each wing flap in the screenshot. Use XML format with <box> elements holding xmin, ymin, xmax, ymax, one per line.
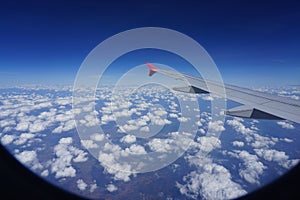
<box><xmin>226</xmin><ymin>105</ymin><xmax>283</xmax><ymax>120</ymax></box>
<box><xmin>173</xmin><ymin>86</ymin><xmax>209</xmax><ymax>94</ymax></box>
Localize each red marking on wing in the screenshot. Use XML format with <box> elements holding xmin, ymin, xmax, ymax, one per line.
<box><xmin>146</xmin><ymin>62</ymin><xmax>158</xmax><ymax>76</ymax></box>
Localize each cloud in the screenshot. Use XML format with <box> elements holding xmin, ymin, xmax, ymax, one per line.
<box><xmin>168</xmin><ymin>101</ymin><xmax>178</xmax><ymax>111</ymax></box>
<box><xmin>118</xmin><ymin>124</ymin><xmax>139</xmax><ymax>133</ymax></box>
<box><xmin>255</xmin><ymin>149</ymin><xmax>288</xmax><ymax>162</ymax></box>
<box><xmin>146</xmin><ymin>132</ymin><xmax>195</xmax><ymax>156</ymax></box>
<box><xmin>178</xmin><ymin>154</ymin><xmax>246</xmax><ymax>199</ymax></box>
<box><xmin>147</xmin><ymin>138</ymin><xmax>173</xmax><ymax>153</ymax></box>
<box><xmin>56</xmin><ymin>97</ymin><xmax>71</xmax><ymax>105</ymax></box>
<box><xmin>282</xmin><ymin>138</ymin><xmax>293</xmax><ymax>143</ymax></box>
<box><xmin>140</xmin><ymin>126</ymin><xmax>149</xmax><ymax>132</ymax></box>
<box><xmin>0</xmin><ymin>119</ymin><xmax>16</xmax><ymax>128</ymax></box>
<box><xmin>226</xmin><ymin>118</ymin><xmax>254</xmax><ymax>134</ymax></box>
<box><xmin>278</xmin><ymin>92</ymin><xmax>300</xmax><ymax>100</ymax></box>
<box><xmin>81</xmin><ymin>139</ymin><xmax>99</xmax><ymax>149</ymax></box>
<box><xmin>195</xmin><ymin>120</ymin><xmax>203</xmax><ymax>127</ymax></box>
<box><xmin>124</xmin><ymin>144</ymin><xmax>147</xmax><ymax>155</ymax></box>
<box><xmin>98</xmin><ymin>142</ymin><xmax>136</xmax><ymax>182</ymax></box>
<box><xmin>52</xmin><ymin>119</ymin><xmax>75</xmax><ymax>134</ymax></box>
<box><xmin>227</xmin><ymin>150</ymin><xmax>266</xmax><ymax>184</ymax></box>
<box><xmin>250</xmin><ymin>133</ymin><xmax>277</xmax><ymax>149</ymax></box>
<box><xmin>177</xmin><ymin>116</ymin><xmax>190</xmax><ymax>122</ymax></box>
<box><xmin>208</xmin><ymin>120</ymin><xmax>225</xmax><ymax>133</ymax></box>
<box><xmin>226</xmin><ymin>114</ymin><xmax>297</xmax><ymax>175</ymax></box>
<box><xmin>116</xmin><ymin>106</ymin><xmax>171</xmax><ymax>133</ymax></box>
<box><xmin>254</xmin><ymin>148</ymin><xmax>299</xmax><ymax>169</ymax></box>
<box><xmin>1</xmin><ymin>134</ymin><xmax>16</xmax><ymax>145</ymax></box>
<box><xmin>147</xmin><ymin>111</ymin><xmax>171</xmax><ymax>126</ymax></box>
<box><xmin>2</xmin><ymin>126</ymin><xmax>13</xmax><ymax>133</ymax></box>
<box><xmin>51</xmin><ymin>144</ymin><xmax>76</xmax><ymax>179</ymax></box>
<box><xmin>15</xmin><ymin>121</ymin><xmax>29</xmax><ymax>131</ymax></box>
<box><xmin>226</xmin><ymin>118</ymin><xmax>276</xmax><ymax>149</ymax></box>
<box><xmin>196</xmin><ymin>136</ymin><xmax>221</xmax><ymax>153</ymax></box>
<box><xmin>15</xmin><ymin>150</ymin><xmax>43</xmax><ymax>170</ymax></box>
<box><xmin>13</xmin><ymin>133</ymin><xmax>35</xmax><ymax>145</ymax></box>
<box><xmin>59</xmin><ymin>137</ymin><xmax>73</xmax><ymax>144</ymax></box>
<box><xmin>110</xmin><ymin>108</ymin><xmax>136</xmax><ymax>118</ymax></box>
<box><xmin>289</xmin><ymin>95</ymin><xmax>299</xmax><ymax>100</ymax></box>
<box><xmin>198</xmin><ymin>128</ymin><xmax>205</xmax><ymax>134</ymax></box>
<box><xmin>29</xmin><ymin>120</ymin><xmax>47</xmax><ymax>133</ymax></box>
<box><xmin>154</xmin><ymin>109</ymin><xmax>168</xmax><ymax>116</ymax></box>
<box><xmin>0</xmin><ymin>107</ymin><xmax>14</xmax><ymax>118</ymax></box>
<box><xmin>90</xmin><ymin>133</ymin><xmax>105</xmax><ymax>141</ymax></box>
<box><xmin>84</xmin><ymin>114</ymin><xmax>100</xmax><ymax>127</ymax></box>
<box><xmin>55</xmin><ymin>111</ymin><xmax>74</xmax><ymax>122</ymax></box>
<box><xmin>77</xmin><ymin>179</ymin><xmax>88</xmax><ymax>191</ymax></box>
<box><xmin>201</xmin><ymin>95</ymin><xmax>214</xmax><ymax>101</ymax></box>
<box><xmin>33</xmin><ymin>101</ymin><xmax>52</xmax><ymax>110</ymax></box>
<box><xmin>277</xmin><ymin>121</ymin><xmax>295</xmax><ymax>129</ymax></box>
<box><xmin>89</xmin><ymin>182</ymin><xmax>98</xmax><ymax>193</ymax></box>
<box><xmin>71</xmin><ymin>147</ymin><xmax>89</xmax><ymax>163</ymax></box>
<box><xmin>232</xmin><ymin>141</ymin><xmax>244</xmax><ymax>147</ymax></box>
<box><xmin>120</xmin><ymin>135</ymin><xmax>136</xmax><ymax>144</ymax></box>
<box><xmin>106</xmin><ymin>184</ymin><xmax>118</xmax><ymax>192</ymax></box>
<box><xmin>98</xmin><ymin>151</ymin><xmax>133</xmax><ymax>182</ymax></box>
<box><xmin>51</xmin><ymin>137</ymin><xmax>88</xmax><ymax>179</ymax></box>
<box><xmin>100</xmin><ymin>114</ymin><xmax>116</xmax><ymax>125</ymax></box>
<box><xmin>151</xmin><ymin>117</ymin><xmax>172</xmax><ymax>126</ymax></box>
<box><xmin>41</xmin><ymin>170</ymin><xmax>49</xmax><ymax>177</ymax></box>
<box><xmin>169</xmin><ymin>113</ymin><xmax>178</xmax><ymax>118</ymax></box>
<box><xmin>38</xmin><ymin>109</ymin><xmax>57</xmax><ymax>119</ymax></box>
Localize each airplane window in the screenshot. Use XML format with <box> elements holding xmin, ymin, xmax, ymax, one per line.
<box><xmin>1</xmin><ymin>1</ymin><xmax>300</xmax><ymax>200</ymax></box>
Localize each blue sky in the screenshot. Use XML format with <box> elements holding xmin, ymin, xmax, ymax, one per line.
<box><xmin>0</xmin><ymin>0</ymin><xmax>300</xmax><ymax>86</ymax></box>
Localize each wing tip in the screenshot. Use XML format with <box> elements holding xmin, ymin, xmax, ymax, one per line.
<box><xmin>146</xmin><ymin>62</ymin><xmax>158</xmax><ymax>76</ymax></box>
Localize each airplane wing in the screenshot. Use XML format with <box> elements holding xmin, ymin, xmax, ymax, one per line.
<box><xmin>146</xmin><ymin>62</ymin><xmax>300</xmax><ymax>124</ymax></box>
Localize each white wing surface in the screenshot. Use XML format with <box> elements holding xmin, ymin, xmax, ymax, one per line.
<box><xmin>146</xmin><ymin>62</ymin><xmax>300</xmax><ymax>124</ymax></box>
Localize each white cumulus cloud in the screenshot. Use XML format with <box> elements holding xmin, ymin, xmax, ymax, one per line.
<box><xmin>120</xmin><ymin>134</ymin><xmax>136</xmax><ymax>144</ymax></box>
<box><xmin>226</xmin><ymin>118</ymin><xmax>253</xmax><ymax>134</ymax></box>
<box><xmin>15</xmin><ymin>150</ymin><xmax>43</xmax><ymax>170</ymax></box>
<box><xmin>77</xmin><ymin>179</ymin><xmax>88</xmax><ymax>191</ymax></box>
<box><xmin>227</xmin><ymin>150</ymin><xmax>266</xmax><ymax>184</ymax></box>
<box><xmin>179</xmin><ymin>153</ymin><xmax>246</xmax><ymax>199</ymax></box>
<box><xmin>277</xmin><ymin>121</ymin><xmax>295</xmax><ymax>129</ymax></box>
<box><xmin>51</xmin><ymin>137</ymin><xmax>88</xmax><ymax>179</ymax></box>
<box><xmin>254</xmin><ymin>148</ymin><xmax>299</xmax><ymax>169</ymax></box>
<box><xmin>232</xmin><ymin>141</ymin><xmax>244</xmax><ymax>147</ymax></box>
<box><xmin>106</xmin><ymin>184</ymin><xmax>118</xmax><ymax>192</ymax></box>
<box><xmin>13</xmin><ymin>133</ymin><xmax>35</xmax><ymax>145</ymax></box>
<box><xmin>208</xmin><ymin>120</ymin><xmax>225</xmax><ymax>133</ymax></box>
<box><xmin>1</xmin><ymin>134</ymin><xmax>16</xmax><ymax>145</ymax></box>
<box><xmin>81</xmin><ymin>139</ymin><xmax>99</xmax><ymax>149</ymax></box>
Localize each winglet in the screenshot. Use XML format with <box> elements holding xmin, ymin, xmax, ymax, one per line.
<box><xmin>146</xmin><ymin>62</ymin><xmax>158</xmax><ymax>76</ymax></box>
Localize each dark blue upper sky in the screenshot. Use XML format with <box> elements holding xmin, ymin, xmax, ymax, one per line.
<box><xmin>0</xmin><ymin>0</ymin><xmax>300</xmax><ymax>86</ymax></box>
